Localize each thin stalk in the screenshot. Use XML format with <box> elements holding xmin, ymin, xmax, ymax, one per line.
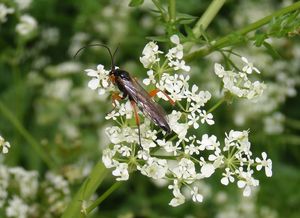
<box><xmin>62</xmin><ymin>161</ymin><xmax>107</xmax><ymax>218</ymax></box>
<box><xmin>85</xmin><ymin>182</ymin><xmax>122</xmax><ymax>215</ymax></box>
<box><xmin>185</xmin><ymin>1</ymin><xmax>300</xmax><ymax>61</ymax></box>
<box><xmin>193</xmin><ymin>0</ymin><xmax>226</xmax><ymax>38</ymax></box>
<box><xmin>0</xmin><ymin>101</ymin><xmax>56</xmax><ymax>169</ymax></box>
<box><xmin>168</xmin><ymin>0</ymin><xmax>176</xmax><ymax>23</ymax></box>
<box><xmin>207</xmin><ymin>98</ymin><xmax>225</xmax><ymax>113</ymax></box>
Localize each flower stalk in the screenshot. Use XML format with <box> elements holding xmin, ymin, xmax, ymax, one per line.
<box><xmin>0</xmin><ymin>101</ymin><xmax>57</xmax><ymax>169</ymax></box>
<box><xmin>192</xmin><ymin>0</ymin><xmax>226</xmax><ymax>38</ymax></box>
<box><xmin>62</xmin><ymin>161</ymin><xmax>107</xmax><ymax>218</ymax></box>
<box><xmin>85</xmin><ymin>182</ymin><xmax>122</xmax><ymax>215</ymax></box>
<box><xmin>185</xmin><ymin>1</ymin><xmax>300</xmax><ymax>61</ymax></box>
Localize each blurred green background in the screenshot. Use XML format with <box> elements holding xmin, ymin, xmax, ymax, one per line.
<box><xmin>0</xmin><ymin>0</ymin><xmax>300</xmax><ymax>217</ymax></box>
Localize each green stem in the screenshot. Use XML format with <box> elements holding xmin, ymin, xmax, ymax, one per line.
<box><xmin>85</xmin><ymin>182</ymin><xmax>122</xmax><ymax>215</ymax></box>
<box><xmin>152</xmin><ymin>0</ymin><xmax>167</xmax><ymax>21</ymax></box>
<box><xmin>168</xmin><ymin>0</ymin><xmax>176</xmax><ymax>23</ymax></box>
<box><xmin>0</xmin><ymin>101</ymin><xmax>56</xmax><ymax>169</ymax></box>
<box><xmin>150</xmin><ymin>154</ymin><xmax>180</xmax><ymax>160</ymax></box>
<box><xmin>62</xmin><ymin>161</ymin><xmax>107</xmax><ymax>218</ymax></box>
<box><xmin>207</xmin><ymin>98</ymin><xmax>225</xmax><ymax>113</ymax></box>
<box><xmin>185</xmin><ymin>1</ymin><xmax>300</xmax><ymax>61</ymax></box>
<box><xmin>193</xmin><ymin>0</ymin><xmax>226</xmax><ymax>38</ymax></box>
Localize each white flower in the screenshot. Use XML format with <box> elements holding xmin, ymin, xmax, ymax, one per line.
<box><xmin>14</xmin><ymin>0</ymin><xmax>32</xmax><ymax>10</ymax></box>
<box><xmin>255</xmin><ymin>152</ymin><xmax>272</xmax><ymax>177</ymax></box>
<box><xmin>220</xmin><ymin>168</ymin><xmax>235</xmax><ymax>185</ymax></box>
<box><xmin>138</xmin><ymin>157</ymin><xmax>168</xmax><ymax>179</ymax></box>
<box><xmin>191</xmin><ymin>186</ymin><xmax>203</xmax><ymax>202</ymax></box>
<box><xmin>168</xmin><ymin>111</ymin><xmax>189</xmax><ymax>141</ymax></box>
<box><xmin>157</xmin><ymin>139</ymin><xmax>180</xmax><ymax>155</ymax></box>
<box><xmin>214</xmin><ymin>59</ymin><xmax>265</xmax><ymax>99</ymax></box>
<box><xmin>200</xmin><ymin>163</ymin><xmax>215</xmax><ymax>178</ymax></box>
<box><xmin>6</xmin><ymin>195</ymin><xmax>29</xmax><ymax>218</ymax></box>
<box><xmin>168</xmin><ymin>180</ymin><xmax>185</xmax><ymax>207</ymax></box>
<box><xmin>241</xmin><ymin>56</ymin><xmax>261</xmax><ymax>74</ymax></box>
<box><xmin>119</xmin><ymin>145</ymin><xmax>131</xmax><ymax>157</ymax></box>
<box><xmin>0</xmin><ymin>135</ymin><xmax>11</xmax><ymax>154</ymax></box>
<box><xmin>0</xmin><ymin>3</ymin><xmax>14</xmax><ymax>23</ymax></box>
<box><xmin>166</xmin><ymin>35</ymin><xmax>190</xmax><ymax>72</ymax></box>
<box><xmin>143</xmin><ymin>70</ymin><xmax>156</xmax><ymax>85</ymax></box>
<box><xmin>188</xmin><ymin>112</ymin><xmax>200</xmax><ymax>129</ymax></box>
<box><xmin>170</xmin><ymin>34</ymin><xmax>180</xmax><ymax>44</ymax></box>
<box><xmin>112</xmin><ymin>163</ymin><xmax>129</xmax><ymax>181</ymax></box>
<box><xmin>16</xmin><ymin>14</ymin><xmax>37</xmax><ymax>36</ymax></box>
<box><xmin>102</xmin><ymin>148</ymin><xmax>117</xmax><ymax>168</ymax></box>
<box><xmin>185</xmin><ymin>142</ymin><xmax>200</xmax><ymax>155</ymax></box>
<box><xmin>172</xmin><ymin>158</ymin><xmax>197</xmax><ymax>183</ymax></box>
<box><xmin>85</xmin><ymin>64</ymin><xmax>111</xmax><ymax>94</ymax></box>
<box><xmin>237</xmin><ymin>170</ymin><xmax>259</xmax><ymax>197</ymax></box>
<box><xmin>199</xmin><ymin>110</ymin><xmax>215</xmax><ymax>125</ymax></box>
<box><xmin>140</xmin><ymin>41</ymin><xmax>162</xmax><ymax>68</ymax></box>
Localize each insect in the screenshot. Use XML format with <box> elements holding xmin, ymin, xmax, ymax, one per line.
<box><xmin>75</xmin><ymin>44</ymin><xmax>175</xmax><ymax>146</ymax></box>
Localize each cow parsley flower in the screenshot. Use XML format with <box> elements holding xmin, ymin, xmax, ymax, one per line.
<box><xmin>16</xmin><ymin>14</ymin><xmax>37</xmax><ymax>36</ymax></box>
<box><xmin>191</xmin><ymin>186</ymin><xmax>203</xmax><ymax>202</ymax></box>
<box><xmin>83</xmin><ymin>35</ymin><xmax>272</xmax><ymax>206</ymax></box>
<box><xmin>85</xmin><ymin>64</ymin><xmax>114</xmax><ymax>95</ymax></box>
<box><xmin>255</xmin><ymin>152</ymin><xmax>272</xmax><ymax>177</ymax></box>
<box><xmin>0</xmin><ymin>135</ymin><xmax>11</xmax><ymax>154</ymax></box>
<box><xmin>140</xmin><ymin>41</ymin><xmax>162</xmax><ymax>68</ymax></box>
<box><xmin>0</xmin><ymin>3</ymin><xmax>14</xmax><ymax>23</ymax></box>
<box><xmin>214</xmin><ymin>59</ymin><xmax>265</xmax><ymax>99</ymax></box>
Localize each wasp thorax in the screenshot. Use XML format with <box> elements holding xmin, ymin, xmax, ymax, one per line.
<box><xmin>114</xmin><ymin>69</ymin><xmax>131</xmax><ymax>81</ymax></box>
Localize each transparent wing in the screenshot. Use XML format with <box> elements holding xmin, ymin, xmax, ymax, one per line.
<box><xmin>119</xmin><ymin>77</ymin><xmax>170</xmax><ymax>132</ymax></box>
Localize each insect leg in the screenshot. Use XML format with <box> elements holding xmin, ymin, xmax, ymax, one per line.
<box><xmin>130</xmin><ymin>100</ymin><xmax>142</xmax><ymax>148</ymax></box>
<box><xmin>111</xmin><ymin>92</ymin><xmax>126</xmax><ymax>108</ymax></box>
<box><xmin>149</xmin><ymin>89</ymin><xmax>175</xmax><ymax>105</ymax></box>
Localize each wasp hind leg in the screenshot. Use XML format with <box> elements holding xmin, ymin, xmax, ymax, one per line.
<box><xmin>130</xmin><ymin>100</ymin><xmax>142</xmax><ymax>149</ymax></box>
<box><xmin>149</xmin><ymin>89</ymin><xmax>175</xmax><ymax>105</ymax></box>
<box><xmin>111</xmin><ymin>92</ymin><xmax>127</xmax><ymax>108</ymax></box>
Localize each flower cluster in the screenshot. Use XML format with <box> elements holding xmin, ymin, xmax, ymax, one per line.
<box><xmin>16</xmin><ymin>14</ymin><xmax>37</xmax><ymax>36</ymax></box>
<box><xmin>0</xmin><ymin>163</ymin><xmax>71</xmax><ymax>218</ymax></box>
<box><xmin>214</xmin><ymin>57</ymin><xmax>265</xmax><ymax>99</ymax></box>
<box><xmin>0</xmin><ymin>3</ymin><xmax>14</xmax><ymax>23</ymax></box>
<box><xmin>0</xmin><ymin>135</ymin><xmax>11</xmax><ymax>154</ymax></box>
<box><xmin>85</xmin><ymin>35</ymin><xmax>272</xmax><ymax>206</ymax></box>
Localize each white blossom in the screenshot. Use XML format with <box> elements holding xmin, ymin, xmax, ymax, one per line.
<box><xmin>6</xmin><ymin>196</ymin><xmax>29</xmax><ymax>218</ymax></box>
<box><xmin>0</xmin><ymin>3</ymin><xmax>14</xmax><ymax>23</ymax></box>
<box><xmin>16</xmin><ymin>14</ymin><xmax>37</xmax><ymax>36</ymax></box>
<box><xmin>166</xmin><ymin>35</ymin><xmax>190</xmax><ymax>72</ymax></box>
<box><xmin>237</xmin><ymin>170</ymin><xmax>259</xmax><ymax>197</ymax></box>
<box><xmin>85</xmin><ymin>64</ymin><xmax>112</xmax><ymax>94</ymax></box>
<box><xmin>241</xmin><ymin>56</ymin><xmax>261</xmax><ymax>74</ymax></box>
<box><xmin>112</xmin><ymin>162</ymin><xmax>129</xmax><ymax>181</ymax></box>
<box><xmin>168</xmin><ymin>180</ymin><xmax>185</xmax><ymax>207</ymax></box>
<box><xmin>140</xmin><ymin>41</ymin><xmax>162</xmax><ymax>68</ymax></box>
<box><xmin>138</xmin><ymin>157</ymin><xmax>168</xmax><ymax>179</ymax></box>
<box><xmin>191</xmin><ymin>186</ymin><xmax>203</xmax><ymax>202</ymax></box>
<box><xmin>0</xmin><ymin>135</ymin><xmax>11</xmax><ymax>154</ymax></box>
<box><xmin>214</xmin><ymin>60</ymin><xmax>265</xmax><ymax>99</ymax></box>
<box><xmin>221</xmin><ymin>168</ymin><xmax>235</xmax><ymax>185</ymax></box>
<box><xmin>255</xmin><ymin>152</ymin><xmax>272</xmax><ymax>177</ymax></box>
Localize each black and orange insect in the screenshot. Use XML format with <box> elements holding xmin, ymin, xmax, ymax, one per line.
<box><xmin>75</xmin><ymin>44</ymin><xmax>174</xmax><ymax>146</ymax></box>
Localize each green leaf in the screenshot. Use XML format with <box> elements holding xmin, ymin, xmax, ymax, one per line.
<box><xmin>129</xmin><ymin>0</ymin><xmax>144</xmax><ymax>7</ymax></box>
<box><xmin>262</xmin><ymin>41</ymin><xmax>281</xmax><ymax>58</ymax></box>
<box><xmin>176</xmin><ymin>13</ymin><xmax>198</xmax><ymax>24</ymax></box>
<box><xmin>254</xmin><ymin>33</ymin><xmax>267</xmax><ymax>47</ymax></box>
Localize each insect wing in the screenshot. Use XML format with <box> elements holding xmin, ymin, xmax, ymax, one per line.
<box><xmin>119</xmin><ymin>78</ymin><xmax>171</xmax><ymax>132</ymax></box>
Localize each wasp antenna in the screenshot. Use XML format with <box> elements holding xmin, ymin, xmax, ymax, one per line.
<box><xmin>73</xmin><ymin>43</ymin><xmax>117</xmax><ymax>72</ymax></box>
